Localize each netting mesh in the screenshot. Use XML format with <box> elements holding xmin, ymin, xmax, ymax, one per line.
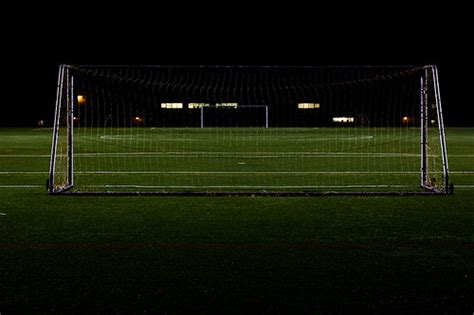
<box><xmin>49</xmin><ymin>65</ymin><xmax>448</xmax><ymax>194</ymax></box>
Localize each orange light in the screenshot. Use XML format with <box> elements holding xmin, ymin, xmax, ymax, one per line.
<box><xmin>77</xmin><ymin>95</ymin><xmax>86</xmax><ymax>105</ymax></box>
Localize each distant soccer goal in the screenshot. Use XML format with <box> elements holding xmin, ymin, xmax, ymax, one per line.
<box><xmin>48</xmin><ymin>65</ymin><xmax>450</xmax><ymax>195</ymax></box>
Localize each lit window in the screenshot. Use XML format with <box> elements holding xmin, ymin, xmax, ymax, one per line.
<box><xmin>332</xmin><ymin>117</ymin><xmax>354</xmax><ymax>123</ymax></box>
<box><xmin>188</xmin><ymin>103</ymin><xmax>210</xmax><ymax>109</ymax></box>
<box><xmin>298</xmin><ymin>103</ymin><xmax>320</xmax><ymax>109</ymax></box>
<box><xmin>216</xmin><ymin>103</ymin><xmax>238</xmax><ymax>107</ymax></box>
<box><xmin>161</xmin><ymin>103</ymin><xmax>183</xmax><ymax>109</ymax></box>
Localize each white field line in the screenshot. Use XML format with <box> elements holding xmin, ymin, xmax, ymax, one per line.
<box><xmin>292</xmin><ymin>136</ymin><xmax>375</xmax><ymax>141</ymax></box>
<box><xmin>87</xmin><ymin>184</ymin><xmax>411</xmax><ymax>189</ymax></box>
<box><xmin>0</xmin><ymin>184</ymin><xmax>408</xmax><ymax>189</ymax></box>
<box><xmin>0</xmin><ymin>171</ymin><xmax>49</xmax><ymax>174</ymax></box>
<box><xmin>75</xmin><ymin>171</ymin><xmax>419</xmax><ymax>176</ymax></box>
<box><xmin>1</xmin><ymin>172</ymin><xmax>418</xmax><ymax>180</ymax></box>
<box><xmin>456</xmin><ymin>185</ymin><xmax>474</xmax><ymax>189</ymax></box>
<box><xmin>3</xmin><ymin>152</ymin><xmax>473</xmax><ymax>158</ymax></box>
<box><xmin>98</xmin><ymin>135</ymin><xmax>375</xmax><ymax>141</ymax></box>
<box><xmin>0</xmin><ymin>185</ymin><xmax>43</xmax><ymax>188</ymax></box>
<box><xmin>100</xmin><ymin>136</ymin><xmax>199</xmax><ymax>141</ymax></box>
<box><xmin>73</xmin><ymin>153</ymin><xmax>421</xmax><ymax>158</ymax></box>
<box><xmin>1</xmin><ymin>184</ymin><xmax>473</xmax><ymax>189</ymax></box>
<box><xmin>1</xmin><ymin>171</ymin><xmax>473</xmax><ymax>175</ymax></box>
<box><xmin>0</xmin><ymin>154</ymin><xmax>50</xmax><ymax>157</ymax></box>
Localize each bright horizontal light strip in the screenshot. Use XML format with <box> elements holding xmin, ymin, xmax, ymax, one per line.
<box><xmin>333</xmin><ymin>117</ymin><xmax>354</xmax><ymax>123</ymax></box>
<box><xmin>161</xmin><ymin>103</ymin><xmax>183</xmax><ymax>109</ymax></box>
<box><xmin>298</xmin><ymin>103</ymin><xmax>320</xmax><ymax>109</ymax></box>
<box><xmin>215</xmin><ymin>103</ymin><xmax>238</xmax><ymax>107</ymax></box>
<box><xmin>188</xmin><ymin>103</ymin><xmax>210</xmax><ymax>109</ymax></box>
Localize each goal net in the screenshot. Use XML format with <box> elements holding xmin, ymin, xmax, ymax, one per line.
<box><xmin>48</xmin><ymin>65</ymin><xmax>450</xmax><ymax>194</ymax></box>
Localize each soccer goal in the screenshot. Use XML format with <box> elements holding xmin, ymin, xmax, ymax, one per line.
<box><xmin>48</xmin><ymin>65</ymin><xmax>450</xmax><ymax>195</ymax></box>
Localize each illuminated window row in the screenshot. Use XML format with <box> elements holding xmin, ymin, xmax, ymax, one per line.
<box><xmin>298</xmin><ymin>103</ymin><xmax>320</xmax><ymax>109</ymax></box>
<box><xmin>77</xmin><ymin>97</ymin><xmax>322</xmax><ymax>111</ymax></box>
<box><xmin>216</xmin><ymin>103</ymin><xmax>238</xmax><ymax>107</ymax></box>
<box><xmin>185</xmin><ymin>103</ymin><xmax>239</xmax><ymax>108</ymax></box>
<box><xmin>161</xmin><ymin>103</ymin><xmax>183</xmax><ymax>109</ymax></box>
<box><xmin>163</xmin><ymin>103</ymin><xmax>239</xmax><ymax>109</ymax></box>
<box><xmin>188</xmin><ymin>103</ymin><xmax>210</xmax><ymax>109</ymax></box>
<box><xmin>333</xmin><ymin>117</ymin><xmax>354</xmax><ymax>123</ymax></box>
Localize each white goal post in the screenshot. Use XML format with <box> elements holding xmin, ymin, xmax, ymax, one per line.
<box><xmin>48</xmin><ymin>65</ymin><xmax>450</xmax><ymax>195</ymax></box>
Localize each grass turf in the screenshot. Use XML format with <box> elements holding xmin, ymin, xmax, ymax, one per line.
<box><xmin>0</xmin><ymin>127</ymin><xmax>473</xmax><ymax>312</ymax></box>
<box><xmin>50</xmin><ymin>127</ymin><xmax>449</xmax><ymax>193</ymax></box>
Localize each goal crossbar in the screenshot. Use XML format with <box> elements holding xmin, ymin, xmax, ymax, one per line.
<box><xmin>48</xmin><ymin>65</ymin><xmax>451</xmax><ymax>195</ymax></box>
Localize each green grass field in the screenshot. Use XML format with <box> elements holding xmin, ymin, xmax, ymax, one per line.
<box><xmin>0</xmin><ymin>128</ymin><xmax>473</xmax><ymax>312</ymax></box>
<box><xmin>49</xmin><ymin>127</ymin><xmax>452</xmax><ymax>193</ymax></box>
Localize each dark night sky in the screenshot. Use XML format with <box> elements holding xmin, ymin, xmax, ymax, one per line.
<box><xmin>2</xmin><ymin>5</ymin><xmax>472</xmax><ymax>127</ymax></box>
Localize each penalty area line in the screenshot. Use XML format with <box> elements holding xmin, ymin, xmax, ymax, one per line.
<box><xmin>0</xmin><ymin>185</ymin><xmax>43</xmax><ymax>188</ymax></box>
<box><xmin>88</xmin><ymin>184</ymin><xmax>411</xmax><ymax>189</ymax></box>
<box><xmin>2</xmin><ymin>152</ymin><xmax>474</xmax><ymax>158</ymax></box>
<box><xmin>455</xmin><ymin>185</ymin><xmax>474</xmax><ymax>189</ymax></box>
<box><xmin>1</xmin><ymin>171</ymin><xmax>472</xmax><ymax>178</ymax></box>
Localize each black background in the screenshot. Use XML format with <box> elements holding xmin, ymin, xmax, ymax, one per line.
<box><xmin>2</xmin><ymin>4</ymin><xmax>472</xmax><ymax>127</ymax></box>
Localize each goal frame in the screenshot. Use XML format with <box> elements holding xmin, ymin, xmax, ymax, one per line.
<box><xmin>48</xmin><ymin>65</ymin><xmax>75</xmax><ymax>193</ymax></box>
<box><xmin>47</xmin><ymin>65</ymin><xmax>451</xmax><ymax>195</ymax></box>
<box><xmin>420</xmin><ymin>66</ymin><xmax>450</xmax><ymax>193</ymax></box>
